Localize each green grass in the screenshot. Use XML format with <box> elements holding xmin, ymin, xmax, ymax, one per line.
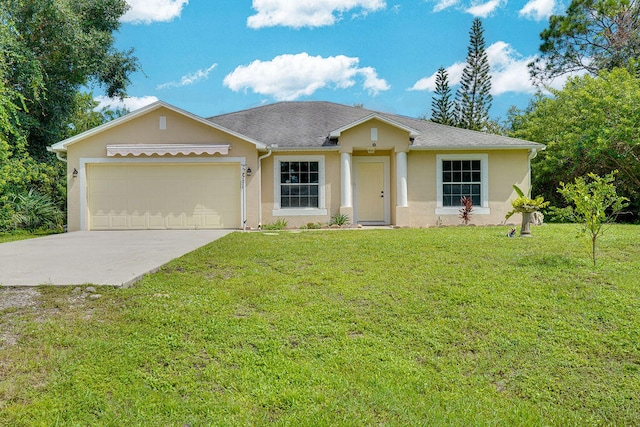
<box><xmin>1</xmin><ymin>225</ymin><xmax>639</xmax><ymax>425</ymax></box>
<box><xmin>0</xmin><ymin>229</ymin><xmax>60</xmax><ymax>243</ymax></box>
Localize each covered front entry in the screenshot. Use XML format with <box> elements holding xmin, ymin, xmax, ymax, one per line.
<box><xmin>354</xmin><ymin>157</ymin><xmax>390</xmax><ymax>225</ymax></box>
<box><xmin>86</xmin><ymin>162</ymin><xmax>241</xmax><ymax>230</ymax></box>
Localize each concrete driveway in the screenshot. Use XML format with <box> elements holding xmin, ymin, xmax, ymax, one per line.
<box><xmin>0</xmin><ymin>230</ymin><xmax>233</xmax><ymax>287</ymax></box>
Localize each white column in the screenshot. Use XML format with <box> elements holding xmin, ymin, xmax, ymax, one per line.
<box><xmin>341</xmin><ymin>152</ymin><xmax>352</xmax><ymax>207</ymax></box>
<box><xmin>396</xmin><ymin>151</ymin><xmax>408</xmax><ymax>207</ymax></box>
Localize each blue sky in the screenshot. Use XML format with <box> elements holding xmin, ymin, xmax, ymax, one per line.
<box><xmin>96</xmin><ymin>0</ymin><xmax>569</xmax><ymax>122</ymax></box>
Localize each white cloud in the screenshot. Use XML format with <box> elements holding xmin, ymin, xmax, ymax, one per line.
<box><xmin>122</xmin><ymin>0</ymin><xmax>189</xmax><ymax>24</ymax></box>
<box><xmin>409</xmin><ymin>62</ymin><xmax>466</xmax><ymax>91</ymax></box>
<box><xmin>223</xmin><ymin>53</ymin><xmax>390</xmax><ymax>101</ymax></box>
<box><xmin>247</xmin><ymin>0</ymin><xmax>386</xmax><ymax>29</ymax></box>
<box><xmin>94</xmin><ymin>96</ymin><xmax>159</xmax><ymax>112</ymax></box>
<box><xmin>409</xmin><ymin>42</ymin><xmax>537</xmax><ymax>95</ymax></box>
<box><xmin>519</xmin><ymin>0</ymin><xmax>555</xmax><ymax>21</ymax></box>
<box><xmin>465</xmin><ymin>0</ymin><xmax>502</xmax><ymax>17</ymax></box>
<box><xmin>157</xmin><ymin>64</ymin><xmax>218</xmax><ymax>90</ymax></box>
<box><xmin>433</xmin><ymin>0</ymin><xmax>459</xmax><ymax>12</ymax></box>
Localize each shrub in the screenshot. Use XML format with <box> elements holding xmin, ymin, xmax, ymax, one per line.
<box><xmin>5</xmin><ymin>189</ymin><xmax>64</xmax><ymax>231</ymax></box>
<box><xmin>459</xmin><ymin>196</ymin><xmax>473</xmax><ymax>225</ymax></box>
<box><xmin>544</xmin><ymin>206</ymin><xmax>575</xmax><ymax>223</ymax></box>
<box><xmin>300</xmin><ymin>222</ymin><xmax>322</xmax><ymax>230</ymax></box>
<box><xmin>329</xmin><ymin>213</ymin><xmax>350</xmax><ymax>227</ymax></box>
<box><xmin>261</xmin><ymin>218</ymin><xmax>288</xmax><ymax>231</ymax></box>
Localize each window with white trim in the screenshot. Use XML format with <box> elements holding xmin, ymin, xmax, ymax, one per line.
<box><xmin>436</xmin><ymin>154</ymin><xmax>489</xmax><ymax>215</ymax></box>
<box><xmin>273</xmin><ymin>155</ymin><xmax>327</xmax><ymax>216</ymax></box>
<box><xmin>442</xmin><ymin>160</ymin><xmax>482</xmax><ymax>206</ymax></box>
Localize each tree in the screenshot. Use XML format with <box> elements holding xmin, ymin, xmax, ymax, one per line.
<box><xmin>1</xmin><ymin>0</ymin><xmax>139</xmax><ymax>157</ymax></box>
<box><xmin>530</xmin><ymin>0</ymin><xmax>640</xmax><ymax>84</ymax></box>
<box><xmin>455</xmin><ymin>18</ymin><xmax>492</xmax><ymax>131</ymax></box>
<box><xmin>430</xmin><ymin>67</ymin><xmax>456</xmax><ymax>125</ymax></box>
<box><xmin>508</xmin><ymin>68</ymin><xmax>640</xmax><ymax>219</ymax></box>
<box><xmin>558</xmin><ymin>171</ymin><xmax>629</xmax><ymax>266</ymax></box>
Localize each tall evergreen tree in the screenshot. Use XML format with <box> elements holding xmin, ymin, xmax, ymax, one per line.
<box><xmin>455</xmin><ymin>18</ymin><xmax>492</xmax><ymax>131</ymax></box>
<box><xmin>430</xmin><ymin>67</ymin><xmax>456</xmax><ymax>125</ymax></box>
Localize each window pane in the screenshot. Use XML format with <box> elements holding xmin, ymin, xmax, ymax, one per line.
<box><xmin>281</xmin><ymin>196</ymin><xmax>290</xmax><ymax>207</ymax></box>
<box><xmin>443</xmin><ymin>161</ymin><xmax>452</xmax><ymax>171</ymax></box>
<box><xmin>462</xmin><ymin>160</ymin><xmax>471</xmax><ymax>170</ymax></box>
<box><xmin>463</xmin><ymin>171</ymin><xmax>471</xmax><ymax>182</ymax></box>
<box><xmin>452</xmin><ymin>161</ymin><xmax>462</xmax><ymax>171</ymax></box>
<box><xmin>472</xmin><ymin>172</ymin><xmax>481</xmax><ymax>182</ymax></box>
<box><xmin>472</xmin><ymin>160</ymin><xmax>481</xmax><ymax>170</ymax></box>
<box><xmin>310</xmin><ymin>172</ymin><xmax>318</xmax><ymax>183</ymax></box>
<box><xmin>310</xmin><ymin>185</ymin><xmax>318</xmax><ymax>196</ymax></box>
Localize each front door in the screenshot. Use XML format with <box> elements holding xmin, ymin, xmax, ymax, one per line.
<box><xmin>355</xmin><ymin>157</ymin><xmax>389</xmax><ymax>224</ymax></box>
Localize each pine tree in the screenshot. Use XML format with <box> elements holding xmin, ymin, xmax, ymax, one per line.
<box><xmin>430</xmin><ymin>67</ymin><xmax>456</xmax><ymax>125</ymax></box>
<box><xmin>455</xmin><ymin>18</ymin><xmax>492</xmax><ymax>131</ymax></box>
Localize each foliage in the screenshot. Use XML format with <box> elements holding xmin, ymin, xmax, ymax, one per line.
<box><xmin>508</xmin><ymin>68</ymin><xmax>640</xmax><ymax>218</ymax></box>
<box><xmin>4</xmin><ymin>190</ymin><xmax>64</xmax><ymax>231</ymax></box>
<box><xmin>530</xmin><ymin>0</ymin><xmax>640</xmax><ymax>84</ymax></box>
<box><xmin>455</xmin><ymin>18</ymin><xmax>492</xmax><ymax>131</ymax></box>
<box><xmin>261</xmin><ymin>218</ymin><xmax>288</xmax><ymax>230</ymax></box>
<box><xmin>459</xmin><ymin>196</ymin><xmax>473</xmax><ymax>224</ymax></box>
<box><xmin>558</xmin><ymin>171</ymin><xmax>629</xmax><ymax>266</ymax></box>
<box><xmin>300</xmin><ymin>222</ymin><xmax>322</xmax><ymax>230</ymax></box>
<box><xmin>2</xmin><ymin>226</ymin><xmax>640</xmax><ymax>425</ymax></box>
<box><xmin>430</xmin><ymin>67</ymin><xmax>456</xmax><ymax>125</ymax></box>
<box><xmin>329</xmin><ymin>212</ymin><xmax>350</xmax><ymax>226</ymax></box>
<box><xmin>544</xmin><ymin>205</ymin><xmax>576</xmax><ymax>223</ymax></box>
<box><xmin>505</xmin><ymin>184</ymin><xmax>549</xmax><ymax>220</ymax></box>
<box><xmin>1</xmin><ymin>0</ymin><xmax>139</xmax><ymax>156</ymax></box>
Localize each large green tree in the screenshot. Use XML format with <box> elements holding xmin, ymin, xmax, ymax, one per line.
<box><xmin>455</xmin><ymin>18</ymin><xmax>493</xmax><ymax>131</ymax></box>
<box><xmin>430</xmin><ymin>67</ymin><xmax>456</xmax><ymax>126</ymax></box>
<box><xmin>1</xmin><ymin>0</ymin><xmax>139</xmax><ymax>157</ymax></box>
<box><xmin>509</xmin><ymin>67</ymin><xmax>640</xmax><ymax>219</ymax></box>
<box><xmin>530</xmin><ymin>0</ymin><xmax>640</xmax><ymax>83</ymax></box>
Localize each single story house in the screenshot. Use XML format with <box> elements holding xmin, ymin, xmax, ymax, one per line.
<box><xmin>47</xmin><ymin>100</ymin><xmax>544</xmax><ymax>231</ymax></box>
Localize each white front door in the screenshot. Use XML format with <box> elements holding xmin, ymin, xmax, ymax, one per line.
<box><xmin>354</xmin><ymin>157</ymin><xmax>389</xmax><ymax>224</ymax></box>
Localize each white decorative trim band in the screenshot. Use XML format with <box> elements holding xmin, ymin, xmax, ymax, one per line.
<box><xmin>106</xmin><ymin>144</ymin><xmax>230</xmax><ymax>157</ymax></box>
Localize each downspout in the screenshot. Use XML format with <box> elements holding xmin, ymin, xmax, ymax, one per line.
<box><xmin>257</xmin><ymin>147</ymin><xmax>273</xmax><ymax>228</ymax></box>
<box><xmin>528</xmin><ymin>148</ymin><xmax>538</xmax><ymax>193</ymax></box>
<box><xmin>55</xmin><ymin>151</ymin><xmax>68</xmax><ymax>163</ymax></box>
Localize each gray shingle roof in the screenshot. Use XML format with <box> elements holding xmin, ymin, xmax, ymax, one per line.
<box><xmin>207</xmin><ymin>101</ymin><xmax>543</xmax><ymax>150</ymax></box>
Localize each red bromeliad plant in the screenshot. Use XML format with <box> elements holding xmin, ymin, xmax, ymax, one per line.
<box><xmin>459</xmin><ymin>196</ymin><xmax>473</xmax><ymax>225</ymax></box>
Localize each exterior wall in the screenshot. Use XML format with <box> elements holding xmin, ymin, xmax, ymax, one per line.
<box><xmin>407</xmin><ymin>150</ymin><xmax>531</xmax><ymax>227</ymax></box>
<box><xmin>65</xmin><ymin>106</ymin><xmax>259</xmax><ymax>231</ymax></box>
<box><xmin>260</xmin><ymin>150</ymin><xmax>341</xmax><ymax>228</ymax></box>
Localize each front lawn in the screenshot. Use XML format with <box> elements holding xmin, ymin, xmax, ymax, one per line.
<box><xmin>1</xmin><ymin>225</ymin><xmax>639</xmax><ymax>425</ymax></box>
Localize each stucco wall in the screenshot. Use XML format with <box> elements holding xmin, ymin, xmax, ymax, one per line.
<box><xmin>408</xmin><ymin>150</ymin><xmax>531</xmax><ymax>227</ymax></box>
<box><xmin>64</xmin><ymin>106</ymin><xmax>260</xmax><ymax>231</ymax></box>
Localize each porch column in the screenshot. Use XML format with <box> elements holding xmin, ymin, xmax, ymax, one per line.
<box><xmin>396</xmin><ymin>151</ymin><xmax>408</xmax><ymax>207</ymax></box>
<box><xmin>341</xmin><ymin>152</ymin><xmax>352</xmax><ymax>207</ymax></box>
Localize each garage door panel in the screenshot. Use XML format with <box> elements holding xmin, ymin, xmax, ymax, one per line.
<box><xmin>87</xmin><ymin>163</ymin><xmax>241</xmax><ymax>230</ymax></box>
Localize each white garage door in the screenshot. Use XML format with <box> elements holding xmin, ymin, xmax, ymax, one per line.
<box><xmin>87</xmin><ymin>163</ymin><xmax>241</xmax><ymax>230</ymax></box>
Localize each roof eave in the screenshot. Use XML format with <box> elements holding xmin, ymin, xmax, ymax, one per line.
<box><xmin>410</xmin><ymin>144</ymin><xmax>546</xmax><ymax>151</ymax></box>
<box><xmin>329</xmin><ymin>113</ymin><xmax>421</xmax><ymax>139</ymax></box>
<box><xmin>47</xmin><ymin>100</ymin><xmax>267</xmax><ymax>153</ymax></box>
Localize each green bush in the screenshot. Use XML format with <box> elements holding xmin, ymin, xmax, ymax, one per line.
<box><xmin>4</xmin><ymin>189</ymin><xmax>63</xmax><ymax>231</ymax></box>
<box><xmin>544</xmin><ymin>206</ymin><xmax>575</xmax><ymax>223</ymax></box>
<box><xmin>261</xmin><ymin>218</ymin><xmax>288</xmax><ymax>231</ymax></box>
<box><xmin>329</xmin><ymin>212</ymin><xmax>350</xmax><ymax>226</ymax></box>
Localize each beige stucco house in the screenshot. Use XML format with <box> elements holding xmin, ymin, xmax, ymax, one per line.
<box><xmin>47</xmin><ymin>100</ymin><xmax>544</xmax><ymax>231</ymax></box>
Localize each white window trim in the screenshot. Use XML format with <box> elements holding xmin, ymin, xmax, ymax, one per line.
<box><xmin>436</xmin><ymin>153</ymin><xmax>490</xmax><ymax>215</ymax></box>
<box><xmin>273</xmin><ymin>155</ymin><xmax>327</xmax><ymax>216</ymax></box>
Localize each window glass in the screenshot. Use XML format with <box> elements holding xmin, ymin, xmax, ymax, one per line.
<box><xmin>442</xmin><ymin>160</ymin><xmax>482</xmax><ymax>207</ymax></box>
<box><xmin>280</xmin><ymin>161</ymin><xmax>320</xmax><ymax>208</ymax></box>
